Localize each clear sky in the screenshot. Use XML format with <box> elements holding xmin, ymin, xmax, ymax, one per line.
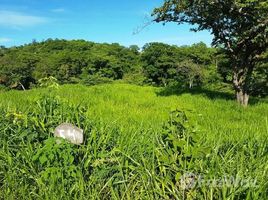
<box><xmin>0</xmin><ymin>0</ymin><xmax>213</xmax><ymax>48</ymax></box>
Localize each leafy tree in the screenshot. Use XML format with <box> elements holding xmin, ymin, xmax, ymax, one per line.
<box><xmin>0</xmin><ymin>52</ymin><xmax>38</xmax><ymax>89</ymax></box>
<box><xmin>176</xmin><ymin>60</ymin><xmax>203</xmax><ymax>89</ymax></box>
<box><xmin>33</xmin><ymin>54</ymin><xmax>58</xmax><ymax>80</ymax></box>
<box><xmin>153</xmin><ymin>0</ymin><xmax>268</xmax><ymax>106</ymax></box>
<box><xmin>141</xmin><ymin>42</ymin><xmax>215</xmax><ymax>87</ymax></box>
<box><xmin>0</xmin><ymin>46</ymin><xmax>6</xmax><ymax>57</ymax></box>
<box><xmin>141</xmin><ymin>43</ymin><xmax>179</xmax><ymax>86</ymax></box>
<box><xmin>129</xmin><ymin>45</ymin><xmax>140</xmax><ymax>55</ymax></box>
<box><xmin>217</xmin><ymin>49</ymin><xmax>268</xmax><ymax>97</ymax></box>
<box><xmin>56</xmin><ymin>52</ymin><xmax>86</xmax><ymax>83</ymax></box>
<box><xmin>180</xmin><ymin>42</ymin><xmax>216</xmax><ymax>65</ymax></box>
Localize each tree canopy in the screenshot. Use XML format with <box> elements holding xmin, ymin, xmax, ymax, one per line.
<box><xmin>153</xmin><ymin>0</ymin><xmax>268</xmax><ymax>106</ymax></box>
<box><xmin>0</xmin><ymin>39</ymin><xmax>267</xmax><ymax>100</ymax></box>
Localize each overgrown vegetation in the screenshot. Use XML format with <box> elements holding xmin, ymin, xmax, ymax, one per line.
<box><xmin>0</xmin><ymin>84</ymin><xmax>267</xmax><ymax>199</ymax></box>
<box><xmin>1</xmin><ymin>39</ymin><xmax>267</xmax><ymax>103</ymax></box>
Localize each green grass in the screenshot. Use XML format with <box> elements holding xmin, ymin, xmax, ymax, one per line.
<box><xmin>0</xmin><ymin>83</ymin><xmax>267</xmax><ymax>199</ymax></box>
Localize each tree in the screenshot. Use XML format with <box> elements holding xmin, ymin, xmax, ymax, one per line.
<box><xmin>176</xmin><ymin>60</ymin><xmax>203</xmax><ymax>89</ymax></box>
<box><xmin>0</xmin><ymin>51</ymin><xmax>38</xmax><ymax>90</ymax></box>
<box><xmin>0</xmin><ymin>46</ymin><xmax>6</xmax><ymax>57</ymax></box>
<box><xmin>141</xmin><ymin>43</ymin><xmax>179</xmax><ymax>86</ymax></box>
<box><xmin>180</xmin><ymin>42</ymin><xmax>216</xmax><ymax>65</ymax></box>
<box><xmin>153</xmin><ymin>0</ymin><xmax>268</xmax><ymax>106</ymax></box>
<box><xmin>129</xmin><ymin>45</ymin><xmax>140</xmax><ymax>55</ymax></box>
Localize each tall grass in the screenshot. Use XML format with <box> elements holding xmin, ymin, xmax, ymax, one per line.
<box><xmin>0</xmin><ymin>83</ymin><xmax>267</xmax><ymax>199</ymax></box>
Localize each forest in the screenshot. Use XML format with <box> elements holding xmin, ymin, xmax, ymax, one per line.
<box><xmin>0</xmin><ymin>39</ymin><xmax>267</xmax><ymax>98</ymax></box>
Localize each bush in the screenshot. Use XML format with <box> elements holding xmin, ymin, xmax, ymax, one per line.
<box><xmin>123</xmin><ymin>70</ymin><xmax>146</xmax><ymax>85</ymax></box>
<box><xmin>80</xmin><ymin>74</ymin><xmax>113</xmax><ymax>86</ymax></box>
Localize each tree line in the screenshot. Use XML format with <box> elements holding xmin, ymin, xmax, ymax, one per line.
<box><xmin>0</xmin><ymin>39</ymin><xmax>267</xmax><ymax>98</ymax></box>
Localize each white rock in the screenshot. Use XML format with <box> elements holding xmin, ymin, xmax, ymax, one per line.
<box><xmin>54</xmin><ymin>123</ymin><xmax>84</xmax><ymax>145</ymax></box>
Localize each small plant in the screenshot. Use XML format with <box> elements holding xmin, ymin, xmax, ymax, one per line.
<box><xmin>155</xmin><ymin>109</ymin><xmax>210</xmax><ymax>198</ymax></box>
<box><xmin>38</xmin><ymin>76</ymin><xmax>59</xmax><ymax>89</ymax></box>
<box><xmin>33</xmin><ymin>138</ymin><xmax>82</xmax><ymax>192</ymax></box>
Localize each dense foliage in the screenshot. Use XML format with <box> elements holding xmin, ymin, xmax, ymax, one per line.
<box><xmin>141</xmin><ymin>42</ymin><xmax>216</xmax><ymax>87</ymax></box>
<box><xmin>0</xmin><ymin>39</ymin><xmax>267</xmax><ymax>99</ymax></box>
<box><xmin>153</xmin><ymin>0</ymin><xmax>268</xmax><ymax>106</ymax></box>
<box><xmin>0</xmin><ymin>40</ymin><xmax>141</xmax><ymax>88</ymax></box>
<box><xmin>0</xmin><ymin>40</ymin><xmax>216</xmax><ymax>88</ymax></box>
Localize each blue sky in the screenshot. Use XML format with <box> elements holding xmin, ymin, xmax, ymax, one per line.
<box><xmin>0</xmin><ymin>0</ymin><xmax>213</xmax><ymax>47</ymax></box>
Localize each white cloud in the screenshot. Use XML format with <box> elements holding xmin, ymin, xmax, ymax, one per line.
<box><xmin>51</xmin><ymin>8</ymin><xmax>65</xmax><ymax>13</ymax></box>
<box><xmin>0</xmin><ymin>10</ymin><xmax>48</xmax><ymax>28</ymax></box>
<box><xmin>0</xmin><ymin>37</ymin><xmax>12</xmax><ymax>43</ymax></box>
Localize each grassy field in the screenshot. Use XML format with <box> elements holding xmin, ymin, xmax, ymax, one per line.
<box><xmin>0</xmin><ymin>83</ymin><xmax>267</xmax><ymax>199</ymax></box>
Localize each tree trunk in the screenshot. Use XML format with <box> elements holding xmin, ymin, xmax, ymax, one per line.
<box><xmin>189</xmin><ymin>80</ymin><xmax>193</xmax><ymax>89</ymax></box>
<box><xmin>233</xmin><ymin>64</ymin><xmax>253</xmax><ymax>107</ymax></box>
<box><xmin>19</xmin><ymin>82</ymin><xmax>26</xmax><ymax>91</ymax></box>
<box><xmin>236</xmin><ymin>90</ymin><xmax>249</xmax><ymax>107</ymax></box>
